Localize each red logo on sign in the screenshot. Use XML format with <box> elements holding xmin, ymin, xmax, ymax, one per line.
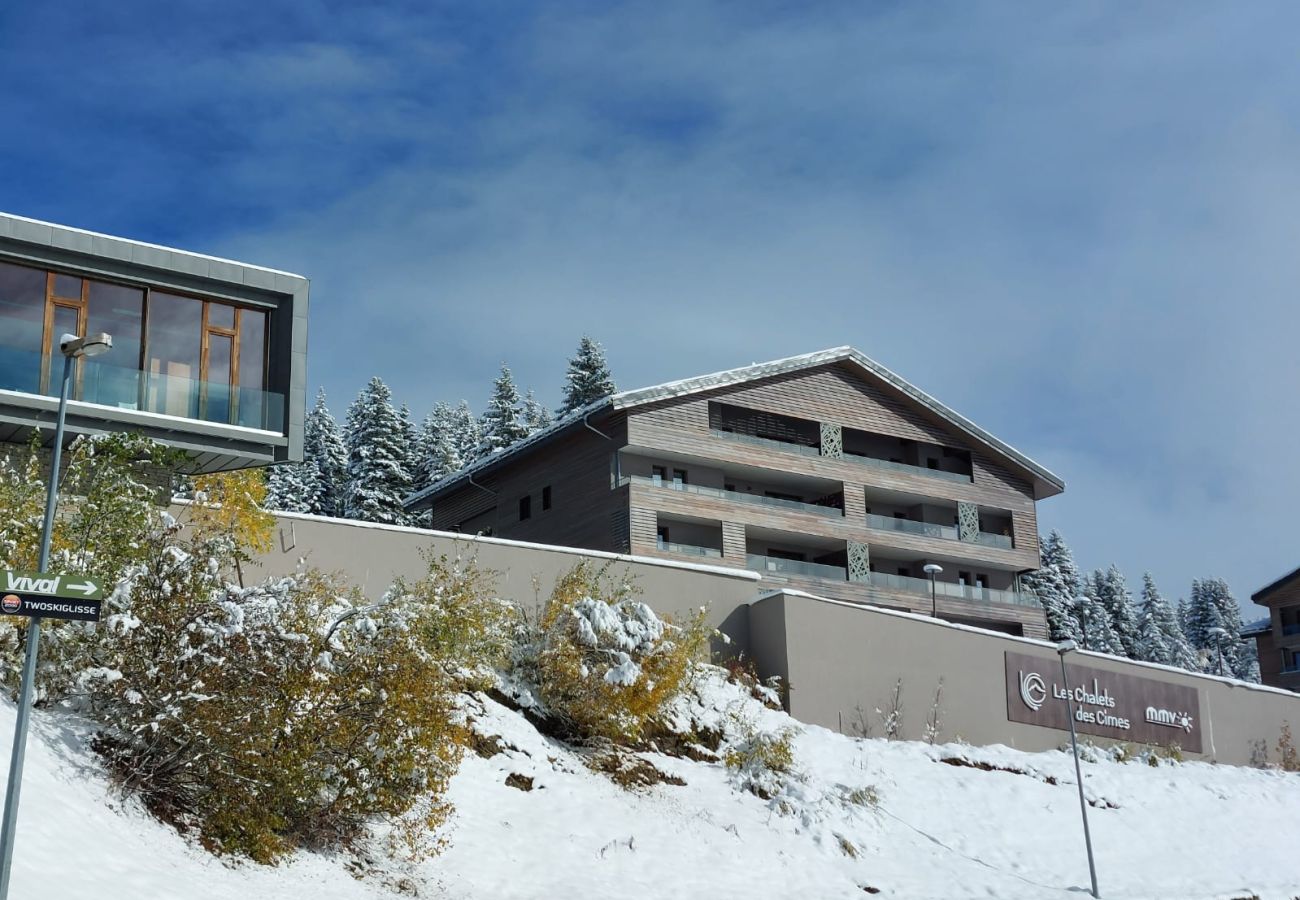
<box><xmin>1</xmin><ymin>594</ymin><xmax>21</xmax><ymax>614</ymax></box>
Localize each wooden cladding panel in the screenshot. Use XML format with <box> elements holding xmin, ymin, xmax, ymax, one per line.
<box><xmin>722</xmin><ymin>521</ymin><xmax>747</xmax><ymax>562</ymax></box>
<box><xmin>842</xmin><ymin>482</ymin><xmax>867</xmax><ymax>520</ymax></box>
<box><xmin>629</xmin><ymin>506</ymin><xmax>658</xmax><ymax>551</ymax></box>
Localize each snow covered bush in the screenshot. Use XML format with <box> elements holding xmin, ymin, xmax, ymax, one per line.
<box><xmin>0</xmin><ymin>436</ymin><xmax>506</xmax><ymax>863</ymax></box>
<box><xmin>523</xmin><ymin>562</ymin><xmax>710</xmax><ymax>743</ymax></box>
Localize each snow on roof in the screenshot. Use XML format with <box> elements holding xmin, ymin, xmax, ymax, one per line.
<box><xmin>405</xmin><ymin>345</ymin><xmax>1065</xmax><ymax>508</ymax></box>
<box><xmin>1240</xmin><ymin>616</ymin><xmax>1272</xmax><ymax>638</ymax></box>
<box><xmin>1251</xmin><ymin>563</ymin><xmax>1300</xmax><ymax>604</ymax></box>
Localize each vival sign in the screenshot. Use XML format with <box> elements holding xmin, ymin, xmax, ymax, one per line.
<box><xmin>0</xmin><ymin>570</ymin><xmax>103</xmax><ymax>623</ymax></box>
<box><xmin>1004</xmin><ymin>651</ymin><xmax>1202</xmax><ymax>753</ymax></box>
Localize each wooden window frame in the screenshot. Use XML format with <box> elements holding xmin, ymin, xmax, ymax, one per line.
<box><xmin>40</xmin><ymin>272</ymin><xmax>88</xmax><ymax>397</ymax></box>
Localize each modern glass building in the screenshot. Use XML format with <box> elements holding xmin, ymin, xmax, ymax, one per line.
<box><xmin>0</xmin><ymin>211</ymin><xmax>308</xmax><ymax>471</ymax></box>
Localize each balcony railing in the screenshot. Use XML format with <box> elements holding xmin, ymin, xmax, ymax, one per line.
<box><xmin>710</xmin><ymin>428</ymin><xmax>822</xmax><ymax>457</ymax></box>
<box><xmin>865</xmin><ymin>571</ymin><xmax>1040</xmax><ymax>608</ymax></box>
<box><xmin>865</xmin><ymin>512</ymin><xmax>958</xmax><ymax>541</ymax></box>
<box><xmin>0</xmin><ymin>348</ymin><xmax>284</xmax><ymax>432</ymax></box>
<box><xmin>746</xmin><ymin>553</ymin><xmax>847</xmax><ymax>581</ymax></box>
<box><xmin>843</xmin><ymin>451</ymin><xmax>971</xmax><ymax>484</ymax></box>
<box><xmin>863</xmin><ymin>512</ymin><xmax>1014</xmax><ymax>549</ymax></box>
<box><xmin>629</xmin><ymin>475</ymin><xmax>842</xmax><ymax>518</ymax></box>
<box><xmin>656</xmin><ymin>539</ymin><xmax>722</xmax><ymax>559</ymax></box>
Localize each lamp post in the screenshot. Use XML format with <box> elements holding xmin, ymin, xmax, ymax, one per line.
<box><xmin>1207</xmin><ymin>626</ymin><xmax>1227</xmax><ymax>676</ymax></box>
<box><xmin>0</xmin><ymin>332</ymin><xmax>111</xmax><ymax>899</ymax></box>
<box><xmin>1057</xmin><ymin>639</ymin><xmax>1100</xmax><ymax>899</ymax></box>
<box><xmin>923</xmin><ymin>563</ymin><xmax>943</xmax><ymax>618</ymax></box>
<box><xmin>1074</xmin><ymin>595</ymin><xmax>1090</xmax><ymax>651</ymax></box>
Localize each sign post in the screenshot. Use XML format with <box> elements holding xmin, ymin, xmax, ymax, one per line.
<box><xmin>0</xmin><ymin>341</ymin><xmax>108</xmax><ymax>900</ymax></box>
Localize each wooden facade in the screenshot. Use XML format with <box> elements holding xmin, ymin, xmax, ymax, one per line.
<box><xmin>1249</xmin><ymin>567</ymin><xmax>1300</xmax><ymax>692</ymax></box>
<box><xmin>418</xmin><ymin>355</ymin><xmax>1059</xmax><ymax>637</ymax></box>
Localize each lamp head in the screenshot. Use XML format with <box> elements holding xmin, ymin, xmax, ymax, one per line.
<box><xmin>923</xmin><ymin>563</ymin><xmax>943</xmax><ymax>576</ymax></box>
<box><xmin>1056</xmin><ymin>639</ymin><xmax>1078</xmax><ymax>656</ymax></box>
<box><xmin>60</xmin><ymin>332</ymin><xmax>113</xmax><ymax>358</ymax></box>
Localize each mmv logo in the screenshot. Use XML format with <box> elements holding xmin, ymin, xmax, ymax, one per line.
<box><xmin>1019</xmin><ymin>670</ymin><xmax>1047</xmax><ymax>711</ymax></box>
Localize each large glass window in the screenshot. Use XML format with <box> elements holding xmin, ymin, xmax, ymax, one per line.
<box><xmin>84</xmin><ymin>280</ymin><xmax>144</xmax><ymax>409</ymax></box>
<box><xmin>237</xmin><ymin>309</ymin><xmax>266</xmax><ymax>428</ymax></box>
<box><xmin>0</xmin><ymin>261</ymin><xmax>46</xmax><ymax>393</ymax></box>
<box><xmin>145</xmin><ymin>292</ymin><xmax>203</xmax><ymax>419</ymax></box>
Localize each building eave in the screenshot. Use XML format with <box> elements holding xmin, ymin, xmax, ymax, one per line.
<box><xmin>1252</xmin><ymin>565</ymin><xmax>1300</xmax><ymax>605</ymax></box>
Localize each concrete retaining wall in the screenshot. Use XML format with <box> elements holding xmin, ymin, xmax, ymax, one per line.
<box><xmin>752</xmin><ymin>590</ymin><xmax>1300</xmax><ymax>766</ymax></box>
<box><xmin>250</xmin><ymin>511</ymin><xmax>763</xmax><ymax>654</ymax></box>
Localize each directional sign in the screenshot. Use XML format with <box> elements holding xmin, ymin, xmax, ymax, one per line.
<box><xmin>0</xmin><ymin>571</ymin><xmax>103</xmax><ymax>622</ymax></box>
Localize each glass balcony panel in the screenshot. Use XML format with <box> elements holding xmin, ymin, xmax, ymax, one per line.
<box><xmin>865</xmin><ymin>570</ymin><xmax>1039</xmax><ymax>608</ymax></box>
<box><xmin>0</xmin><ymin>262</ymin><xmax>46</xmax><ymax>393</ymax></box>
<box><xmin>629</xmin><ymin>475</ymin><xmax>841</xmax><ymax>517</ymax></box>
<box><xmin>656</xmin><ymin>540</ymin><xmax>722</xmax><ymax>559</ymax></box>
<box><xmin>974</xmin><ymin>532</ymin><xmax>1014</xmax><ymax>550</ymax></box>
<box><xmin>746</xmin><ymin>554</ymin><xmax>847</xmax><ymax>580</ymax></box>
<box><xmin>710</xmin><ymin>428</ymin><xmax>822</xmax><ymax>457</ymax></box>
<box><xmin>865</xmin><ymin>512</ymin><xmax>958</xmax><ymax>541</ymax></box>
<box><xmin>843</xmin><ymin>450</ymin><xmax>971</xmax><ymax>484</ymax></box>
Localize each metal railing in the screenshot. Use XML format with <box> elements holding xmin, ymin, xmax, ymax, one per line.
<box><xmin>863</xmin><ymin>512</ymin><xmax>1014</xmax><ymax>549</ymax></box>
<box><xmin>629</xmin><ymin>475</ymin><xmax>842</xmax><ymax>518</ymax></box>
<box><xmin>710</xmin><ymin>428</ymin><xmax>822</xmax><ymax>457</ymax></box>
<box><xmin>842</xmin><ymin>450</ymin><xmax>971</xmax><ymax>484</ymax></box>
<box><xmin>865</xmin><ymin>512</ymin><xmax>957</xmax><ymax>541</ymax></box>
<box><xmin>746</xmin><ymin>554</ymin><xmax>847</xmax><ymax>581</ymax></box>
<box><xmin>865</xmin><ymin>571</ymin><xmax>1040</xmax><ymax>608</ymax></box>
<box><xmin>656</xmin><ymin>540</ymin><xmax>722</xmax><ymax>559</ymax></box>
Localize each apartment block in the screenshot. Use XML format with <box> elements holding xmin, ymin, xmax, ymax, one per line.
<box><xmin>1247</xmin><ymin>567</ymin><xmax>1300</xmax><ymax>692</ymax></box>
<box><xmin>406</xmin><ymin>348</ymin><xmax>1064</xmax><ymax>637</ymax></box>
<box><xmin>0</xmin><ymin>211</ymin><xmax>308</xmax><ymax>471</ymax></box>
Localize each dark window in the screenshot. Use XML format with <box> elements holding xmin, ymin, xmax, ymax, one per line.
<box><xmin>893</xmin><ymin>512</ymin><xmax>907</xmax><ymax>520</ymax></box>
<box><xmin>656</xmin><ymin>525</ymin><xmax>669</xmax><ymax>547</ymax></box>
<box><xmin>975</xmin><ymin>574</ymin><xmax>989</xmax><ymax>589</ymax></box>
<box><xmin>652</xmin><ymin>465</ymin><xmax>667</xmax><ymax>484</ymax></box>
<box><xmin>765</xmin><ymin>490</ymin><xmax>802</xmax><ymax>503</ymax></box>
<box><xmin>672</xmin><ymin>468</ymin><xmax>687</xmax><ymax>485</ymax></box>
<box><xmin>927</xmin><ymin>458</ymin><xmax>939</xmax><ymax>470</ymax></box>
<box><xmin>725</xmin><ymin>484</ymin><xmax>735</xmax><ymax>492</ymax></box>
<box><xmin>519</xmin><ymin>495</ymin><xmax>531</xmax><ymax>520</ymax></box>
<box><xmin>542</xmin><ymin>485</ymin><xmax>552</xmax><ymax>510</ymax></box>
<box><xmin>897</xmin><ymin>567</ymin><xmax>911</xmax><ymax>577</ymax></box>
<box><xmin>769</xmin><ymin>548</ymin><xmax>806</xmax><ymax>562</ymax></box>
<box><xmin>958</xmin><ymin>571</ymin><xmax>971</xmax><ymax>586</ymax></box>
<box><xmin>889</xmin><ymin>457</ymin><xmax>903</xmax><ymax>464</ymax></box>
<box><xmin>0</xmin><ymin>261</ymin><xmax>46</xmax><ymax>394</ymax></box>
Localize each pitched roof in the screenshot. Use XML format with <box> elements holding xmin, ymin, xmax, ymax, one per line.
<box><xmin>405</xmin><ymin>346</ymin><xmax>1065</xmax><ymax>508</ymax></box>
<box><xmin>1252</xmin><ymin>564</ymin><xmax>1300</xmax><ymax>605</ymax></box>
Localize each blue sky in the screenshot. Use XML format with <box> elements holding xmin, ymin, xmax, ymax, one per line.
<box><xmin>3</xmin><ymin>2</ymin><xmax>1298</xmax><ymax>613</ymax></box>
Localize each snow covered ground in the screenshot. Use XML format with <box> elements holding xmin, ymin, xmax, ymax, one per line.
<box><xmin>4</xmin><ymin>670</ymin><xmax>1300</xmax><ymax>900</ymax></box>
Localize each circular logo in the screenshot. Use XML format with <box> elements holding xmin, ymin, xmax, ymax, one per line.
<box><xmin>1</xmin><ymin>594</ymin><xmax>21</xmax><ymax>614</ymax></box>
<box><xmin>1019</xmin><ymin>670</ymin><xmax>1047</xmax><ymax>711</ymax></box>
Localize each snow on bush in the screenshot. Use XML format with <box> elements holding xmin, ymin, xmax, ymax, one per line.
<box><xmin>516</xmin><ymin>562</ymin><xmax>710</xmax><ymax>743</ymax></box>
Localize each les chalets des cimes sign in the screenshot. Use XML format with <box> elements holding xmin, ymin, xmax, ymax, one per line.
<box><xmin>1004</xmin><ymin>650</ymin><xmax>1202</xmax><ymax>753</ymax></box>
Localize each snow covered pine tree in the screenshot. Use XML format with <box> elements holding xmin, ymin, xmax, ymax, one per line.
<box><xmin>343</xmin><ymin>377</ymin><xmax>413</xmax><ymax>525</ymax></box>
<box><xmin>1021</xmin><ymin>530</ymin><xmax>1083</xmax><ymax>642</ymax></box>
<box><xmin>1135</xmin><ymin>573</ymin><xmax>1198</xmax><ymax>670</ymax></box>
<box><xmin>558</xmin><ymin>335</ymin><xmax>616</xmax><ymax>417</ymax></box>
<box><xmin>477</xmin><ymin>365</ymin><xmax>529</xmax><ymax>457</ymax></box>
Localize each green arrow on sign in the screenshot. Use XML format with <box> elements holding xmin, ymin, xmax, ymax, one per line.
<box><xmin>0</xmin><ymin>571</ymin><xmax>104</xmax><ymax>602</ymax></box>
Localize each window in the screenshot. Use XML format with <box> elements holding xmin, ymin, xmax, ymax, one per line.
<box><xmin>958</xmin><ymin>571</ymin><xmax>972</xmax><ymax>586</ymax></box>
<box><xmin>765</xmin><ymin>490</ymin><xmax>802</xmax><ymax>503</ymax></box>
<box><xmin>519</xmin><ymin>495</ymin><xmax>531</xmax><ymax>520</ymax></box>
<box><xmin>897</xmin><ymin>567</ymin><xmax>911</xmax><ymax>578</ymax></box>
<box><xmin>656</xmin><ymin>525</ymin><xmax>669</xmax><ymax>548</ymax></box>
<box><xmin>672</xmin><ymin>468</ymin><xmax>687</xmax><ymax>486</ymax></box>
<box><xmin>893</xmin><ymin>512</ymin><xmax>908</xmax><ymax>520</ymax></box>
<box><xmin>975</xmin><ymin>574</ymin><xmax>989</xmax><ymax>589</ymax></box>
<box><xmin>768</xmin><ymin>548</ymin><xmax>806</xmax><ymax>562</ymax></box>
<box><xmin>927</xmin><ymin>457</ymin><xmax>939</xmax><ymax>470</ymax></box>
<box><xmin>0</xmin><ymin>261</ymin><xmax>46</xmax><ymax>393</ymax></box>
<box><xmin>542</xmin><ymin>485</ymin><xmax>552</xmax><ymax>510</ymax></box>
<box><xmin>652</xmin><ymin>465</ymin><xmax>667</xmax><ymax>485</ymax></box>
<box><xmin>725</xmin><ymin>483</ymin><xmax>735</xmax><ymax>492</ymax></box>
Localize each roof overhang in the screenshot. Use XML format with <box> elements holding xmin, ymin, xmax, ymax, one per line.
<box><xmin>1252</xmin><ymin>565</ymin><xmax>1300</xmax><ymax>606</ymax></box>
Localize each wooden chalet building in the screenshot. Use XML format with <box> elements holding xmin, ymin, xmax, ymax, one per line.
<box><xmin>405</xmin><ymin>348</ymin><xmax>1065</xmax><ymax>637</ymax></box>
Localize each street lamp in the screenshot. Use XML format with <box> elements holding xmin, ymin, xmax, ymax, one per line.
<box><xmin>923</xmin><ymin>563</ymin><xmax>943</xmax><ymax>618</ymax></box>
<box><xmin>1057</xmin><ymin>640</ymin><xmax>1100</xmax><ymax>899</ymax></box>
<box><xmin>1074</xmin><ymin>595</ymin><xmax>1090</xmax><ymax>651</ymax></box>
<box><xmin>1207</xmin><ymin>626</ymin><xmax>1227</xmax><ymax>676</ymax></box>
<box><xmin>0</xmin><ymin>332</ymin><xmax>111</xmax><ymax>898</ymax></box>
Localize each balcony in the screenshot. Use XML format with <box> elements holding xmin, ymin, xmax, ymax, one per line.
<box><xmin>865</xmin><ymin>571</ymin><xmax>1040</xmax><ymax>609</ymax></box>
<box><xmin>630</xmin><ymin>475</ymin><xmax>842</xmax><ymax>518</ymax></box>
<box><xmin>0</xmin><ymin>349</ymin><xmax>284</xmax><ymax>433</ymax></box>
<box><xmin>863</xmin><ymin>512</ymin><xmax>1014</xmax><ymax>550</ymax></box>
<box><xmin>843</xmin><ymin>451</ymin><xmax>971</xmax><ymax>484</ymax></box>
<box><xmin>746</xmin><ymin>553</ymin><xmax>847</xmax><ymax>581</ymax></box>
<box><xmin>1283</xmin><ymin>623</ymin><xmax>1300</xmax><ymax>637</ymax></box>
<box><xmin>710</xmin><ymin>428</ymin><xmax>821</xmax><ymax>458</ymax></box>
<box><xmin>656</xmin><ymin>539</ymin><xmax>721</xmax><ymax>559</ymax></box>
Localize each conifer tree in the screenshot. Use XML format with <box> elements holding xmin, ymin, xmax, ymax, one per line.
<box><xmin>1184</xmin><ymin>578</ymin><xmax>1224</xmax><ymax>664</ymax></box>
<box><xmin>522</xmin><ymin>390</ymin><xmax>553</xmax><ymax>434</ymax></box>
<box><xmin>1076</xmin><ymin>585</ymin><xmax>1123</xmax><ymax>655</ymax></box>
<box><xmin>303</xmin><ymin>389</ymin><xmax>349</xmax><ymax>516</ymax></box>
<box><xmin>413</xmin><ymin>403</ymin><xmax>463</xmax><ymax>495</ymax></box>
<box><xmin>399</xmin><ymin>402</ymin><xmax>420</xmax><ymax>494</ymax></box>
<box><xmin>450</xmin><ymin>401</ymin><xmax>481</xmax><ymax>469</ymax></box>
<box><xmin>342</xmin><ymin>377</ymin><xmax>412</xmax><ymax>525</ymax></box>
<box><xmin>264</xmin><ymin>461</ymin><xmax>316</xmax><ymax>514</ymax></box>
<box><xmin>558</xmin><ymin>336</ymin><xmax>616</xmax><ymax>417</ymax></box>
<box><xmin>1093</xmin><ymin>565</ymin><xmax>1140</xmax><ymax>658</ymax></box>
<box><xmin>1191</xmin><ymin>578</ymin><xmax>1253</xmax><ymax>679</ymax></box>
<box><xmin>1135</xmin><ymin>573</ymin><xmax>1197</xmax><ymax>670</ymax></box>
<box><xmin>1021</xmin><ymin>530</ymin><xmax>1083</xmax><ymax>642</ymax></box>
<box><xmin>477</xmin><ymin>366</ymin><xmax>529</xmax><ymax>457</ymax></box>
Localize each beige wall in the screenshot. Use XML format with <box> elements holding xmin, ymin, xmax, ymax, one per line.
<box><xmin>754</xmin><ymin>590</ymin><xmax>1300</xmax><ymax>766</ymax></box>
<box><xmin>251</xmin><ymin>510</ymin><xmax>763</xmax><ymax>654</ymax></box>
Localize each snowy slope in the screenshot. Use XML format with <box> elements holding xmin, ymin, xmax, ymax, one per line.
<box><xmin>4</xmin><ymin>672</ymin><xmax>1300</xmax><ymax>900</ymax></box>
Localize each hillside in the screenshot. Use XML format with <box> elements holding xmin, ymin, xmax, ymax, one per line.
<box><xmin>5</xmin><ymin>669</ymin><xmax>1300</xmax><ymax>900</ymax></box>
